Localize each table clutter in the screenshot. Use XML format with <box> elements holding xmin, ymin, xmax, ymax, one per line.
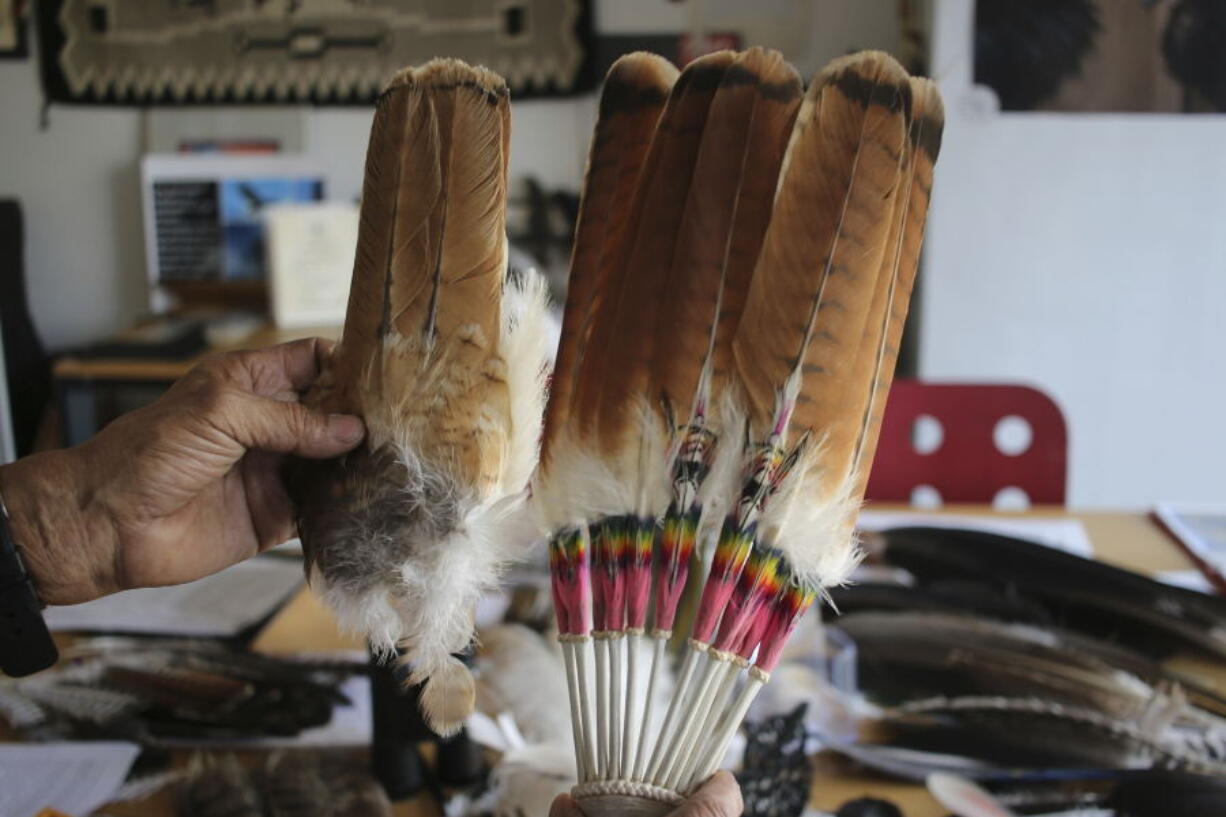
<box><xmin>2</xmin><ymin>509</ymin><xmax>1222</xmax><ymax>817</ymax></box>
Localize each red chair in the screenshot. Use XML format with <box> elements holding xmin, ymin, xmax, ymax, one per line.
<box><xmin>864</xmin><ymin>380</ymin><xmax>1068</xmax><ymax>506</ymax></box>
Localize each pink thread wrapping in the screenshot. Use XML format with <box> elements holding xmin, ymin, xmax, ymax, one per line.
<box><xmin>692</xmin><ymin>522</ymin><xmax>753</xmax><ymax>643</ymax></box>
<box><xmin>624</xmin><ymin>521</ymin><xmax>653</xmax><ymax>629</ymax></box>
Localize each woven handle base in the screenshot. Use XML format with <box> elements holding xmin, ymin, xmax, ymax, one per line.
<box><xmin>572</xmin><ymin>781</ymin><xmax>681</xmax><ymax>817</ymax></box>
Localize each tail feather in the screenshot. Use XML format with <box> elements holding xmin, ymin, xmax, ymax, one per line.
<box><xmin>850</xmin><ymin>77</ymin><xmax>945</xmax><ymax>494</ymax></box>
<box><xmin>732</xmin><ymin>51</ymin><xmax>912</xmax><ymax>584</ymax></box>
<box><xmin>572</xmin><ymin>51</ymin><xmax>736</xmax><ymax>470</ymax></box>
<box><xmin>651</xmin><ymin>47</ymin><xmax>802</xmax><ymax>430</ymax></box>
<box><xmin>295</xmin><ymin>59</ymin><xmax>539</xmax><ymax>740</ymax></box>
<box><xmin>542</xmin><ymin>53</ymin><xmax>678</xmax><ymax>472</ymax></box>
<box><xmin>734</xmin><ymin>52</ymin><xmax>910</xmax><ymax>469</ymax></box>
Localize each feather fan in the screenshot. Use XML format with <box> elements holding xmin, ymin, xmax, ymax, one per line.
<box><xmin>536</xmin><ymin>48</ymin><xmax>944</xmax><ymax>814</ymax></box>
<box><xmin>291</xmin><ymin>59</ymin><xmax>552</xmax><ymax>737</ymax></box>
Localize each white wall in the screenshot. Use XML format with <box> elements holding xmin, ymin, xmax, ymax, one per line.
<box><xmin>0</xmin><ymin>54</ymin><xmax>146</xmax><ymax>351</ymax></box>
<box><xmin>924</xmin><ymin>0</ymin><xmax>1226</xmax><ymax>507</ymax></box>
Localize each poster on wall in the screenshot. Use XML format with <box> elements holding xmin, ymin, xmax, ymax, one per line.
<box><xmin>36</xmin><ymin>0</ymin><xmax>595</xmax><ymax>105</ymax></box>
<box><xmin>140</xmin><ymin>155</ymin><xmax>326</xmax><ymax>312</ymax></box>
<box><xmin>975</xmin><ymin>0</ymin><xmax>1226</xmax><ymax>113</ymax></box>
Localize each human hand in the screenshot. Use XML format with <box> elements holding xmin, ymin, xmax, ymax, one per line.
<box><xmin>549</xmin><ymin>772</ymin><xmax>744</xmax><ymax>817</ymax></box>
<box><xmin>0</xmin><ymin>339</ymin><xmax>364</xmax><ymax>605</ymax></box>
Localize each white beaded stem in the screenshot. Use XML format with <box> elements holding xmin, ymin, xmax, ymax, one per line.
<box><xmin>575</xmin><ymin>637</ymin><xmax>598</xmax><ymax>780</ymax></box>
<box><xmin>609</xmin><ymin>634</ymin><xmax>624</xmax><ymax>778</ymax></box>
<box><xmin>674</xmin><ymin>660</ymin><xmax>741</xmax><ymax>788</ymax></box>
<box><xmin>594</xmin><ymin>636</ymin><xmax>610</xmax><ymax>778</ymax></box>
<box><xmin>686</xmin><ymin>674</ymin><xmax>766</xmax><ymax>793</ymax></box>
<box><xmin>645</xmin><ymin>645</ymin><xmax>700</xmax><ymax>781</ymax></box>
<box><xmin>654</xmin><ymin>653</ymin><xmax>721</xmax><ymax>787</ymax></box>
<box><xmin>633</xmin><ymin>635</ymin><xmax>667</xmax><ymax>781</ymax></box>
<box><xmin>561</xmin><ymin>640</ymin><xmax>589</xmax><ymax>782</ymax></box>
<box><xmin>660</xmin><ymin>670</ymin><xmax>718</xmax><ymax>790</ymax></box>
<box><xmin>621</xmin><ymin>631</ymin><xmax>641</xmax><ymax>778</ymax></box>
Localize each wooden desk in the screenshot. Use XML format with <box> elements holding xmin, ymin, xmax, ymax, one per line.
<box><xmin>52</xmin><ymin>324</ymin><xmax>341</xmax><ymax>446</ymax></box>
<box><xmin>11</xmin><ymin>509</ymin><xmax>1207</xmax><ymax>817</ymax></box>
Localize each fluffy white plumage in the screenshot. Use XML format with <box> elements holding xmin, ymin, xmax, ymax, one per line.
<box><xmin>305</xmin><ymin>271</ymin><xmax>553</xmax><ymax>734</ymax></box>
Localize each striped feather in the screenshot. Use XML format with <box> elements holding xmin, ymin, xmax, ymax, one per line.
<box><xmin>541</xmin><ymin>53</ymin><xmax>678</xmax><ymax>470</ymax></box>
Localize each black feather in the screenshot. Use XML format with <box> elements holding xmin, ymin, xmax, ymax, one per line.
<box><xmin>879</xmin><ymin>526</ymin><xmax>1226</xmax><ymax>660</ymax></box>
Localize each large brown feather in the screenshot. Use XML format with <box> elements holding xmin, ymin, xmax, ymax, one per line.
<box><xmin>650</xmin><ymin>47</ymin><xmax>802</xmax><ymax>428</ymax></box>
<box><xmin>573</xmin><ymin>51</ymin><xmax>736</xmax><ymax>465</ymax></box>
<box><xmin>541</xmin><ymin>53</ymin><xmax>678</xmax><ymax>469</ymax></box>
<box><xmin>733</xmin><ymin>52</ymin><xmax>910</xmax><ymax>494</ymax></box>
<box><xmin>849</xmin><ymin>77</ymin><xmax>945</xmax><ymax>495</ymax></box>
<box><xmin>323</xmin><ymin>70</ymin><xmax>441</xmax><ymax>413</ymax></box>
<box><xmin>409</xmin><ymin>60</ymin><xmax>511</xmax><ymax>492</ymax></box>
<box><xmin>294</xmin><ymin>59</ymin><xmax>514</xmax><ymax>739</ymax></box>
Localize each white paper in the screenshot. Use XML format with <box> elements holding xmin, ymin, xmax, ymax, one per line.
<box><xmin>1156</xmin><ymin>568</ymin><xmax>1215</xmax><ymax>594</ymax></box>
<box><xmin>266</xmin><ymin>202</ymin><xmax>359</xmax><ymax>328</ymax></box>
<box><xmin>0</xmin><ymin>741</ymin><xmax>140</xmax><ymax>817</ymax></box>
<box><xmin>1154</xmin><ymin>501</ymin><xmax>1226</xmax><ymax>578</ymax></box>
<box><xmin>44</xmin><ymin>556</ymin><xmax>303</xmax><ymax>636</ymax></box>
<box><xmin>856</xmin><ymin>510</ymin><xmax>1094</xmax><ymax>558</ymax></box>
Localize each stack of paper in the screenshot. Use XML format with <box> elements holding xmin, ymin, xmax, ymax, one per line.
<box><xmin>0</xmin><ymin>742</ymin><xmax>140</xmax><ymax>816</ymax></box>
<box><xmin>43</xmin><ymin>555</ymin><xmax>303</xmax><ymax>636</ymax></box>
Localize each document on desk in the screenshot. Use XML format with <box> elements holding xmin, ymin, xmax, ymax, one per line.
<box><xmin>0</xmin><ymin>741</ymin><xmax>140</xmax><ymax>817</ymax></box>
<box><xmin>856</xmin><ymin>510</ymin><xmax>1094</xmax><ymax>558</ymax></box>
<box><xmin>1153</xmin><ymin>502</ymin><xmax>1226</xmax><ymax>594</ymax></box>
<box><xmin>43</xmin><ymin>555</ymin><xmax>304</xmax><ymax>636</ymax></box>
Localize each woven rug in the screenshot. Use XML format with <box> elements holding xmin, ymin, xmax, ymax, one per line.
<box><xmin>37</xmin><ymin>0</ymin><xmax>594</xmax><ymax>105</ymax></box>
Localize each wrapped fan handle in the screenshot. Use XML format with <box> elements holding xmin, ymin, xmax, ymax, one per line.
<box><xmin>573</xmin><ymin>782</ymin><xmax>682</xmax><ymax>817</ymax></box>
<box><xmin>576</xmin><ymin>794</ymin><xmax>676</xmax><ymax>817</ymax></box>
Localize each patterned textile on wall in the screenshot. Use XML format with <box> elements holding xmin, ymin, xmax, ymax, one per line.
<box><xmin>37</xmin><ymin>0</ymin><xmax>595</xmax><ymax>104</ymax></box>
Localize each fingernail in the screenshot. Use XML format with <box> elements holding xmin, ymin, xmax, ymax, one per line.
<box><xmin>328</xmin><ymin>413</ymin><xmax>365</xmax><ymax>444</ymax></box>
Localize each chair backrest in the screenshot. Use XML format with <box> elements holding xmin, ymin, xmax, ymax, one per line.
<box><xmin>864</xmin><ymin>380</ymin><xmax>1068</xmax><ymax>506</ymax></box>
<box><xmin>0</xmin><ymin>200</ymin><xmax>50</xmax><ymax>458</ymax></box>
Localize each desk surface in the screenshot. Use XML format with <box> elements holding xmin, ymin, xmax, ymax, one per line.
<box><xmin>53</xmin><ymin>324</ymin><xmax>342</xmax><ymax>382</ymax></box>
<box><xmin>15</xmin><ymin>509</ymin><xmax>1208</xmax><ymax>817</ymax></box>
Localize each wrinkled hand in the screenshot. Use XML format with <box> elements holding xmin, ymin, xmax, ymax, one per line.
<box><xmin>0</xmin><ymin>339</ymin><xmax>364</xmax><ymax>605</ymax></box>
<box><xmin>549</xmin><ymin>772</ymin><xmax>744</xmax><ymax>817</ymax></box>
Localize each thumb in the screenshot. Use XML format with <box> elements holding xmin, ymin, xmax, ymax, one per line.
<box><xmin>675</xmin><ymin>771</ymin><xmax>744</xmax><ymax>817</ymax></box>
<box><xmin>226</xmin><ymin>393</ymin><xmax>365</xmax><ymax>458</ymax></box>
<box><xmin>551</xmin><ymin>790</ymin><xmax>583</xmax><ymax>814</ymax></box>
<box><xmin>549</xmin><ymin>794</ymin><xmax>584</xmax><ymax>817</ymax></box>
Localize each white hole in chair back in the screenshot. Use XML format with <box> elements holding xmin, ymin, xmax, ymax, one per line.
<box><xmin>912</xmin><ymin>414</ymin><xmax>944</xmax><ymax>455</ymax></box>
<box><xmin>993</xmin><ymin>486</ymin><xmax>1030</xmax><ymax>511</ymax></box>
<box><xmin>911</xmin><ymin>484</ymin><xmax>942</xmax><ymax>509</ymax></box>
<box><xmin>994</xmin><ymin>415</ymin><xmax>1032</xmax><ymax>456</ymax></box>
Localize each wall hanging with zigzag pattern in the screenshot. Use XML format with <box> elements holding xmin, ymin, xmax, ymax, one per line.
<box><xmin>36</xmin><ymin>0</ymin><xmax>594</xmax><ymax>105</ymax></box>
